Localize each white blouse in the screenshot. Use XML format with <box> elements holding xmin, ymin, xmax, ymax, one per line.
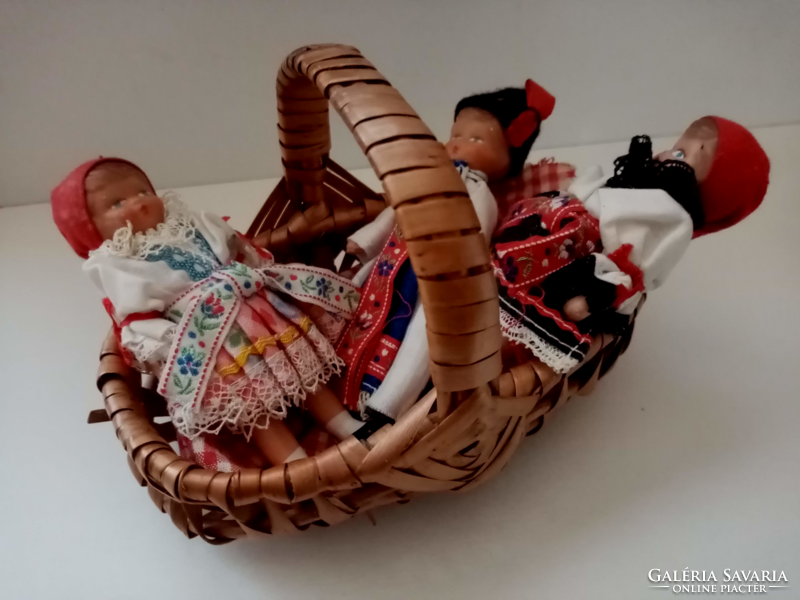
<box><xmin>83</xmin><ymin>197</ymin><xmax>252</xmax><ymax>367</ymax></box>
<box><xmin>569</xmin><ymin>166</ymin><xmax>694</xmax><ymax>314</ymax></box>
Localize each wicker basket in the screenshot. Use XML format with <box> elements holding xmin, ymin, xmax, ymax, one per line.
<box><xmin>90</xmin><ymin>44</ymin><xmax>638</xmax><ymax>543</ymax></box>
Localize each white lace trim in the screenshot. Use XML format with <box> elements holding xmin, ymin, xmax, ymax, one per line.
<box><xmin>127</xmin><ymin>331</ymin><xmax>174</xmax><ymax>366</ymax></box>
<box><xmin>168</xmin><ymin>355</ymin><xmax>296</xmax><ymax>441</ymax></box>
<box><xmin>90</xmin><ymin>194</ymin><xmax>199</xmax><ymax>260</ymax></box>
<box><xmin>167</xmin><ymin>322</ymin><xmax>344</xmax><ymax>441</ymax></box>
<box><xmin>499</xmin><ymin>307</ymin><xmax>578</xmax><ymax>374</ymax></box>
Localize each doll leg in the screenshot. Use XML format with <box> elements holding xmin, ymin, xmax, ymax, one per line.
<box><xmin>305</xmin><ymin>385</ymin><xmax>364</xmax><ymax>441</ymax></box>
<box><xmin>252</xmin><ymin>419</ymin><xmax>307</xmax><ymax>465</ymax></box>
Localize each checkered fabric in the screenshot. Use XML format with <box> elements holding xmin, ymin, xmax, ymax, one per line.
<box><xmin>491</xmin><ymin>158</ymin><xmax>577</xmax><ymax>221</ymax></box>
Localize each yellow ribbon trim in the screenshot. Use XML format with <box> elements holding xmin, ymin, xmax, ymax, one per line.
<box><xmin>216</xmin><ymin>317</ymin><xmax>313</xmax><ymax>377</ymax></box>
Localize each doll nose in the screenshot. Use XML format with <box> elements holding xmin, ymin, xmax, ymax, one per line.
<box><xmin>130</xmin><ymin>195</ymin><xmax>149</xmax><ymax>212</ymax></box>
<box><xmin>445</xmin><ymin>140</ymin><xmax>460</xmax><ymax>157</ymax></box>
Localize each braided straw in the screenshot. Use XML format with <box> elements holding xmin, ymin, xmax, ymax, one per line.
<box><xmin>90</xmin><ymin>44</ymin><xmax>640</xmax><ymax>542</ymax></box>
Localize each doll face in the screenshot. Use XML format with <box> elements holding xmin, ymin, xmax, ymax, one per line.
<box><xmin>86</xmin><ymin>162</ymin><xmax>164</xmax><ymax>240</ymax></box>
<box><xmin>655</xmin><ymin>117</ymin><xmax>719</xmax><ymax>182</ymax></box>
<box><xmin>445</xmin><ymin>107</ymin><xmax>511</xmax><ymax>181</ymax></box>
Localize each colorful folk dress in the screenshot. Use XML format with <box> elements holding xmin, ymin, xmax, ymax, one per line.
<box><xmin>84</xmin><ymin>198</ymin><xmax>360</xmax><ymax>454</ymax></box>
<box><xmin>494</xmin><ymin>164</ymin><xmax>695</xmax><ymax>372</ymax></box>
<box><xmin>336</xmin><ymin>160</ymin><xmax>577</xmax><ymax>420</ymax></box>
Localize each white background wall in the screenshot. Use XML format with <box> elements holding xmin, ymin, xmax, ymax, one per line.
<box><xmin>2</xmin><ymin>0</ymin><xmax>800</xmax><ymax>207</ymax></box>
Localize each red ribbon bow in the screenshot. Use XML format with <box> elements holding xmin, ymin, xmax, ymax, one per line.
<box><xmin>506</xmin><ymin>79</ymin><xmax>556</xmax><ymax>148</ymax></box>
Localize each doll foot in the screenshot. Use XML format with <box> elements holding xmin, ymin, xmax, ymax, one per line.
<box><xmin>353</xmin><ymin>407</ymin><xmax>394</xmax><ymax>441</ymax></box>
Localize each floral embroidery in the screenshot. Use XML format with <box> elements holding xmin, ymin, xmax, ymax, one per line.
<box><xmin>357</xmin><ymin>310</ymin><xmax>374</xmax><ymax>330</ymax></box>
<box><xmin>549</xmin><ymin>194</ymin><xmax>570</xmax><ymax>210</ymax></box>
<box><xmin>145</xmin><ymin>231</ymin><xmax>221</xmax><ymax>281</ymax></box>
<box><xmin>558</xmin><ymin>238</ymin><xmax>575</xmax><ymax>260</ymax></box>
<box><xmin>377</xmin><ymin>260</ymin><xmax>394</xmax><ymax>277</ymax></box>
<box><xmin>193</xmin><ymin>291</ymin><xmax>224</xmax><ymax>336</ymax></box>
<box><xmin>299</xmin><ymin>274</ymin><xmax>333</xmax><ymax>299</ymax></box>
<box><xmin>341</xmin><ymin>288</ymin><xmax>359</xmax><ymax>311</ymax></box>
<box><xmin>501</xmin><ymin>256</ymin><xmax>519</xmax><ymax>283</ymax></box>
<box><xmin>173</xmin><ymin>346</ymin><xmax>205</xmax><ymax>395</ymax></box>
<box><xmin>316</xmin><ymin>277</ymin><xmax>331</xmax><ymax>297</ymax></box>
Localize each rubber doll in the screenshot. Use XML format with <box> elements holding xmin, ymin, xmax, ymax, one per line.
<box><xmin>51</xmin><ymin>158</ymin><xmax>367</xmax><ymax>469</ymax></box>
<box><xmin>495</xmin><ymin>116</ymin><xmax>770</xmax><ymax>372</ymax></box>
<box><xmin>339</xmin><ymin>79</ymin><xmax>569</xmax><ymax>424</ymax></box>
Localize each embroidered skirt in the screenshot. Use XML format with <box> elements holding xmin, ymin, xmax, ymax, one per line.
<box><xmin>159</xmin><ymin>262</ymin><xmax>358</xmax><ymax>440</ymax></box>
<box><xmin>493</xmin><ymin>193</ymin><xmax>603</xmax><ymax>373</ymax></box>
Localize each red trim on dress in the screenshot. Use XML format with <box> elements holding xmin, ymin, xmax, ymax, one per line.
<box><xmin>607</xmin><ymin>244</ymin><xmax>645</xmax><ymax>309</ymax></box>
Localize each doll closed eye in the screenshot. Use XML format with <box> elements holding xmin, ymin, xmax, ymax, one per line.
<box><xmin>111</xmin><ymin>190</ymin><xmax>151</xmax><ymax>209</ymax></box>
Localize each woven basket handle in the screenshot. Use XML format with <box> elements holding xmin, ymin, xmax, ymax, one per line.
<box><xmin>278</xmin><ymin>44</ymin><xmax>501</xmax><ymax>392</ymax></box>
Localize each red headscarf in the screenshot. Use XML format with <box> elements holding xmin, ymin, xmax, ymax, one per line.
<box><xmin>694</xmin><ymin>117</ymin><xmax>770</xmax><ymax>238</ymax></box>
<box><xmin>51</xmin><ymin>157</ymin><xmax>154</xmax><ymax>258</ymax></box>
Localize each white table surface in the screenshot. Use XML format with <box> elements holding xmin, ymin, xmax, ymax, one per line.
<box><xmin>1</xmin><ymin>126</ymin><xmax>798</xmax><ymax>600</ymax></box>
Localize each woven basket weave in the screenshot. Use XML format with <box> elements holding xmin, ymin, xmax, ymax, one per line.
<box><xmin>91</xmin><ymin>44</ymin><xmax>638</xmax><ymax>543</ymax></box>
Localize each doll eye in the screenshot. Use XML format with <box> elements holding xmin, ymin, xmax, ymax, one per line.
<box><xmin>470</xmin><ymin>137</ymin><xmax>483</xmax><ymax>143</ymax></box>
<box><xmin>138</xmin><ymin>190</ymin><xmax>150</xmax><ymax>196</ymax></box>
<box><xmin>112</xmin><ymin>199</ymin><xmax>124</xmax><ymax>209</ymax></box>
<box><xmin>672</xmin><ymin>149</ymin><xmax>686</xmax><ymax>160</ymax></box>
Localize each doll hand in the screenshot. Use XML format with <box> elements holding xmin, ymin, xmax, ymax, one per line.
<box><xmin>346</xmin><ymin>240</ymin><xmax>364</xmax><ymax>256</ymax></box>
<box><xmin>563</xmin><ymin>296</ymin><xmax>590</xmax><ymax>322</ymax></box>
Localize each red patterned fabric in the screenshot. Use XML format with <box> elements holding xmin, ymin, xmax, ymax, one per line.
<box><xmin>176</xmin><ymin>424</ymin><xmax>336</xmax><ymax>472</ymax></box>
<box><xmin>493</xmin><ymin>192</ymin><xmax>603</xmax><ymax>371</ymax></box>
<box><xmin>177</xmin><ymin>430</ymin><xmax>263</xmax><ymax>472</ymax></box>
<box><xmin>336</xmin><ymin>228</ymin><xmax>408</xmax><ymax>410</ymax></box>
<box><xmin>495</xmin><ymin>194</ymin><xmax>602</xmax><ymax>292</ymax></box>
<box><xmin>491</xmin><ymin>158</ymin><xmax>577</xmax><ymax>221</ymax></box>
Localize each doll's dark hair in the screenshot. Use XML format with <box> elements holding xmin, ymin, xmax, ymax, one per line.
<box><xmin>455</xmin><ymin>87</ymin><xmax>540</xmax><ymax>177</ymax></box>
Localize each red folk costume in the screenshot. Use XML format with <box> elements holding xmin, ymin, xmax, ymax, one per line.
<box><xmin>336</xmin><ymin>159</ymin><xmax>577</xmax><ymax>413</ymax></box>
<box><xmin>493</xmin><ymin>190</ymin><xmax>603</xmax><ymax>373</ymax></box>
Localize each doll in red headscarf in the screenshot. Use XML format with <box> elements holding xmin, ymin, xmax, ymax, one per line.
<box><xmin>495</xmin><ymin>116</ymin><xmax>771</xmax><ymax>372</ymax></box>
<box><xmin>51</xmin><ymin>158</ymin><xmax>367</xmax><ymax>470</ymax></box>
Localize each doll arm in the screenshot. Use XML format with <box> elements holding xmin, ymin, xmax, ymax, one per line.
<box><xmin>121</xmin><ymin>317</ymin><xmax>177</xmax><ymax>368</ymax></box>
<box><xmin>84</xmin><ymin>253</ymin><xmax>181</xmax><ymax>368</ymax></box>
<box><xmin>586</xmin><ymin>186</ymin><xmax>693</xmax><ymax>293</ymax></box>
<box><xmin>193</xmin><ymin>209</ymin><xmax>275</xmax><ymax>268</ymax></box>
<box><xmin>347</xmin><ymin>205</ymin><xmax>397</xmax><ymax>263</ymax></box>
<box><xmin>460</xmin><ymin>167</ymin><xmax>499</xmax><ymax>238</ymax></box>
<box><xmin>561</xmin><ymin>186</ymin><xmax>693</xmax><ymax>320</ymax></box>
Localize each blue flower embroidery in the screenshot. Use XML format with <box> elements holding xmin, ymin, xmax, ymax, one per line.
<box><xmin>502</xmin><ymin>256</ymin><xmax>519</xmax><ymax>283</ymax></box>
<box><xmin>316</xmin><ymin>277</ymin><xmax>331</xmax><ymax>297</ymax></box>
<box><xmin>377</xmin><ymin>260</ymin><xmax>394</xmax><ymax>277</ymax></box>
<box><xmin>177</xmin><ymin>347</ymin><xmax>202</xmax><ymax>377</ymax></box>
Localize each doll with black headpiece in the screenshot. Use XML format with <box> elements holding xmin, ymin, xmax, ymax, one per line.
<box><xmin>338</xmin><ymin>79</ymin><xmax>569</xmax><ymax>424</ymax></box>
